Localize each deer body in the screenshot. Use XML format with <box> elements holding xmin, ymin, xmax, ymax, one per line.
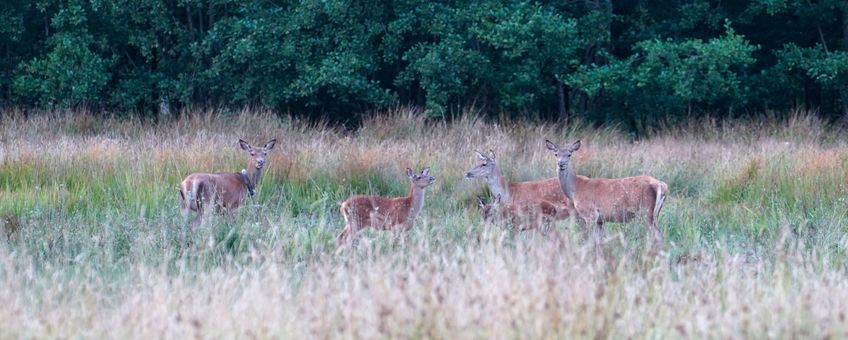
<box><xmin>478</xmin><ymin>195</ymin><xmax>559</xmax><ymax>231</ymax></box>
<box><xmin>465</xmin><ymin>150</ymin><xmax>572</xmax><ymax>219</ymax></box>
<box><xmin>179</xmin><ymin>139</ymin><xmax>276</xmax><ymax>228</ymax></box>
<box><xmin>546</xmin><ymin>140</ymin><xmax>668</xmax><ymax>246</ymax></box>
<box><xmin>337</xmin><ymin>168</ymin><xmax>435</xmax><ymax>248</ymax></box>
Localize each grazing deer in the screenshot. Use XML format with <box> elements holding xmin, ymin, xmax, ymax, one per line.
<box><xmin>179</xmin><ymin>139</ymin><xmax>276</xmax><ymax>228</ymax></box>
<box><xmin>336</xmin><ymin>167</ymin><xmax>436</xmax><ymax>249</ymax></box>
<box><xmin>465</xmin><ymin>150</ymin><xmax>571</xmax><ymax>219</ymax></box>
<box><xmin>545</xmin><ymin>139</ymin><xmax>668</xmax><ymax>248</ymax></box>
<box><xmin>477</xmin><ymin>194</ymin><xmax>559</xmax><ymax>231</ymax></box>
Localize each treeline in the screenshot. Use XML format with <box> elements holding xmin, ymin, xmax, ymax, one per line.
<box><xmin>1</xmin><ymin>0</ymin><xmax>847</xmax><ymax>131</ymax></box>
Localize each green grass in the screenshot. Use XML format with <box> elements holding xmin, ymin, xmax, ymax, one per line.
<box><xmin>1</xmin><ymin>109</ymin><xmax>848</xmax><ymax>337</ymax></box>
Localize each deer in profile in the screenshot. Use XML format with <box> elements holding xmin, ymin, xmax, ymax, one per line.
<box><xmin>465</xmin><ymin>150</ymin><xmax>571</xmax><ymax>220</ymax></box>
<box><xmin>477</xmin><ymin>194</ymin><xmax>559</xmax><ymax>231</ymax></box>
<box><xmin>545</xmin><ymin>139</ymin><xmax>668</xmax><ymax>248</ymax></box>
<box><xmin>336</xmin><ymin>167</ymin><xmax>436</xmax><ymax>250</ymax></box>
<box><xmin>179</xmin><ymin>139</ymin><xmax>276</xmax><ymax>228</ymax></box>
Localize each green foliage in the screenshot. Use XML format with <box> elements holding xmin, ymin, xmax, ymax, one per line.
<box><xmin>13</xmin><ymin>31</ymin><xmax>110</xmax><ymax>107</ymax></box>
<box><xmin>775</xmin><ymin>44</ymin><xmax>848</xmax><ymax>111</ymax></box>
<box><xmin>12</xmin><ymin>1</ymin><xmax>111</xmax><ymax>107</ymax></box>
<box><xmin>2</xmin><ymin>0</ymin><xmax>848</xmax><ymax>128</ymax></box>
<box><xmin>570</xmin><ymin>23</ymin><xmax>757</xmax><ymax>131</ymax></box>
<box><xmin>199</xmin><ymin>0</ymin><xmax>395</xmax><ymax>118</ymax></box>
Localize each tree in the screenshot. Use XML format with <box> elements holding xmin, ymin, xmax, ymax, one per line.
<box><xmin>12</xmin><ymin>0</ymin><xmax>110</xmax><ymax>108</ymax></box>
<box><xmin>569</xmin><ymin>23</ymin><xmax>757</xmax><ymax>132</ymax></box>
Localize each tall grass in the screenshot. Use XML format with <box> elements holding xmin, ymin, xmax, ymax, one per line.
<box><xmin>1</xmin><ymin>108</ymin><xmax>847</xmax><ymax>337</ymax></box>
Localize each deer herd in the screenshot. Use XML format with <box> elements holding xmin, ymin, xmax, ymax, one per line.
<box><xmin>179</xmin><ymin>138</ymin><xmax>669</xmax><ymax>252</ymax></box>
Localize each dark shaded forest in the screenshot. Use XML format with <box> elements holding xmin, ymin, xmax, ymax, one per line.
<box><xmin>1</xmin><ymin>0</ymin><xmax>847</xmax><ymax>131</ymax></box>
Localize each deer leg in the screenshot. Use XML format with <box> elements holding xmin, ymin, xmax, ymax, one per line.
<box><xmin>649</xmin><ymin>221</ymin><xmax>665</xmax><ymax>251</ymax></box>
<box><xmin>179</xmin><ymin>199</ymin><xmax>192</xmax><ymax>226</ymax></box>
<box><xmin>179</xmin><ymin>190</ymin><xmax>188</xmax><ymax>218</ymax></box>
<box><xmin>588</xmin><ymin>218</ymin><xmax>605</xmax><ymax>256</ymax></box>
<box><xmin>190</xmin><ymin>212</ymin><xmax>203</xmax><ymax>230</ymax></box>
<box><xmin>336</xmin><ymin>224</ymin><xmax>351</xmax><ymax>251</ymax></box>
<box><xmin>594</xmin><ymin>220</ymin><xmax>606</xmax><ymax>243</ymax></box>
<box><xmin>576</xmin><ymin>216</ymin><xmax>591</xmax><ymax>242</ymax></box>
<box><xmin>391</xmin><ymin>224</ymin><xmax>410</xmax><ymax>248</ymax></box>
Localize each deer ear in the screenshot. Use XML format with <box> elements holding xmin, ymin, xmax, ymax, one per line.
<box><xmin>406</xmin><ymin>168</ymin><xmax>414</xmax><ymax>178</ymax></box>
<box><xmin>495</xmin><ymin>194</ymin><xmax>502</xmax><ymax>204</ymax></box>
<box><xmin>476</xmin><ymin>150</ymin><xmax>487</xmax><ymax>161</ymax></box>
<box><xmin>545</xmin><ymin>139</ymin><xmax>558</xmax><ymax>152</ymax></box>
<box><xmin>488</xmin><ymin>149</ymin><xmax>496</xmax><ymax>160</ymax></box>
<box><xmin>569</xmin><ymin>139</ymin><xmax>582</xmax><ymax>152</ymax></box>
<box><xmin>264</xmin><ymin>139</ymin><xmax>277</xmax><ymax>151</ymax></box>
<box><xmin>477</xmin><ymin>196</ymin><xmax>486</xmax><ymax>208</ymax></box>
<box><xmin>239</xmin><ymin>139</ymin><xmax>252</xmax><ymax>151</ymax></box>
<box><xmin>421</xmin><ymin>167</ymin><xmax>431</xmax><ymax>176</ymax></box>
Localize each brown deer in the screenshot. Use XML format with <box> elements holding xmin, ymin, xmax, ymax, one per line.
<box><xmin>336</xmin><ymin>167</ymin><xmax>436</xmax><ymax>249</ymax></box>
<box><xmin>476</xmin><ymin>194</ymin><xmax>559</xmax><ymax>231</ymax></box>
<box><xmin>545</xmin><ymin>139</ymin><xmax>668</xmax><ymax>248</ymax></box>
<box><xmin>179</xmin><ymin>138</ymin><xmax>276</xmax><ymax>228</ymax></box>
<box><xmin>465</xmin><ymin>150</ymin><xmax>571</xmax><ymax>219</ymax></box>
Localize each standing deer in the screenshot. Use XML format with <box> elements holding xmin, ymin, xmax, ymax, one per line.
<box><xmin>476</xmin><ymin>194</ymin><xmax>559</xmax><ymax>231</ymax></box>
<box><xmin>545</xmin><ymin>139</ymin><xmax>668</xmax><ymax>248</ymax></box>
<box><xmin>465</xmin><ymin>150</ymin><xmax>571</xmax><ymax>219</ymax></box>
<box><xmin>179</xmin><ymin>138</ymin><xmax>276</xmax><ymax>228</ymax></box>
<box><xmin>336</xmin><ymin>167</ymin><xmax>436</xmax><ymax>249</ymax></box>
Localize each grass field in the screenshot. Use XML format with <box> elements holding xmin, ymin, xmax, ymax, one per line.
<box><xmin>1</xmin><ymin>108</ymin><xmax>848</xmax><ymax>338</ymax></box>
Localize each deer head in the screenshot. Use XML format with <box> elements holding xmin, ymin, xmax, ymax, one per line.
<box><xmin>239</xmin><ymin>139</ymin><xmax>277</xmax><ymax>169</ymax></box>
<box><xmin>408</xmin><ymin>167</ymin><xmax>436</xmax><ymax>188</ymax></box>
<box><xmin>465</xmin><ymin>150</ymin><xmax>497</xmax><ymax>179</ymax></box>
<box><xmin>545</xmin><ymin>139</ymin><xmax>581</xmax><ymax>171</ymax></box>
<box><xmin>477</xmin><ymin>194</ymin><xmax>502</xmax><ymax>222</ymax></box>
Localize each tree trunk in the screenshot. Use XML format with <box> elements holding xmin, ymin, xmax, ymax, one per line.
<box><xmin>843</xmin><ymin>95</ymin><xmax>848</xmax><ymax>118</ymax></box>
<box><xmin>198</xmin><ymin>1</ymin><xmax>204</xmax><ymax>34</ymax></box>
<box><xmin>209</xmin><ymin>0</ymin><xmax>215</xmax><ymax>28</ymax></box>
<box><xmin>5</xmin><ymin>42</ymin><xmax>11</xmax><ymax>100</ymax></box>
<box><xmin>557</xmin><ymin>82</ymin><xmax>568</xmax><ymax>122</ymax></box>
<box><xmin>843</xmin><ymin>0</ymin><xmax>848</xmax><ymax>50</ymax></box>
<box><xmin>186</xmin><ymin>3</ymin><xmax>194</xmax><ymax>36</ymax></box>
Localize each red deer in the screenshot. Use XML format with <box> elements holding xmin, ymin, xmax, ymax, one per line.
<box><xmin>179</xmin><ymin>139</ymin><xmax>276</xmax><ymax>228</ymax></box>
<box><xmin>476</xmin><ymin>194</ymin><xmax>559</xmax><ymax>231</ymax></box>
<box><xmin>545</xmin><ymin>139</ymin><xmax>668</xmax><ymax>248</ymax></box>
<box><xmin>336</xmin><ymin>167</ymin><xmax>436</xmax><ymax>249</ymax></box>
<box><xmin>465</xmin><ymin>150</ymin><xmax>571</xmax><ymax>219</ymax></box>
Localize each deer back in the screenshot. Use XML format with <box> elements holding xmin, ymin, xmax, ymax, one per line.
<box><xmin>508</xmin><ymin>177</ymin><xmax>568</xmax><ymax>203</ymax></box>
<box><xmin>483</xmin><ymin>199</ymin><xmax>559</xmax><ymax>230</ymax></box>
<box><xmin>181</xmin><ymin>172</ymin><xmax>248</xmax><ymax>209</ymax></box>
<box><xmin>341</xmin><ymin>194</ymin><xmax>413</xmax><ymax>230</ymax></box>
<box><xmin>573</xmin><ymin>174</ymin><xmax>662</xmax><ymax>223</ymax></box>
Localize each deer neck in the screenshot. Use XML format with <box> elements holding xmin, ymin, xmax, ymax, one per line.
<box><xmin>407</xmin><ymin>183</ymin><xmax>427</xmax><ymax>220</ymax></box>
<box><xmin>487</xmin><ymin>167</ymin><xmax>511</xmax><ymax>202</ymax></box>
<box><xmin>242</xmin><ymin>166</ymin><xmax>263</xmax><ymax>196</ymax></box>
<box><xmin>558</xmin><ymin>163</ymin><xmax>577</xmax><ymax>201</ymax></box>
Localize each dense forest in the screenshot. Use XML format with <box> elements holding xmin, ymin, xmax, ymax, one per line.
<box><xmin>1</xmin><ymin>0</ymin><xmax>847</xmax><ymax>130</ymax></box>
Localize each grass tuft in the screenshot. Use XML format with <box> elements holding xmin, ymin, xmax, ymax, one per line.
<box><xmin>1</xmin><ymin>108</ymin><xmax>847</xmax><ymax>337</ymax></box>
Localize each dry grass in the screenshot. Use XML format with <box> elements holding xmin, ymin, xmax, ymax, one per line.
<box><xmin>1</xmin><ymin>108</ymin><xmax>847</xmax><ymax>338</ymax></box>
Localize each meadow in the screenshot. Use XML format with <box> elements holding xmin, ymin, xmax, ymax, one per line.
<box><xmin>1</xmin><ymin>108</ymin><xmax>848</xmax><ymax>338</ymax></box>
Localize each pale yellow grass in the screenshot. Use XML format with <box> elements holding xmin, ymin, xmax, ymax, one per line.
<box><xmin>1</xmin><ymin>108</ymin><xmax>848</xmax><ymax>338</ymax></box>
<box><xmin>2</xmin><ymin>237</ymin><xmax>848</xmax><ymax>338</ymax></box>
